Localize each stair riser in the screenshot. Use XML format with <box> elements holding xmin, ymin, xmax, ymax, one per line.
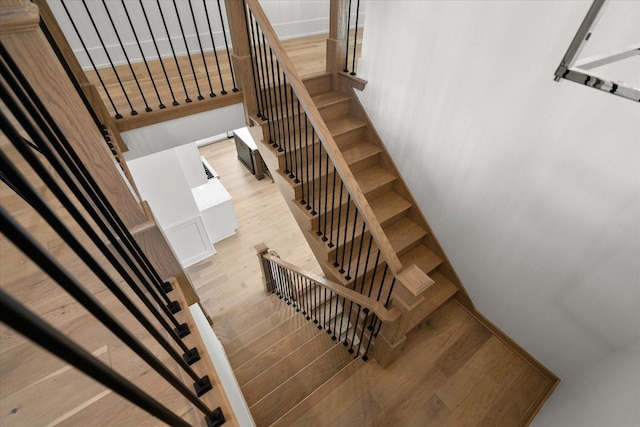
<box><xmin>318</xmin><ymin>99</ymin><xmax>351</xmax><ymax>121</ymax></box>
<box><xmin>347</xmin><ymin>153</ymin><xmax>381</xmax><ymax>173</ymax></box>
<box><xmin>332</xmin><ymin>126</ymin><xmax>366</xmax><ymax>147</ymax></box>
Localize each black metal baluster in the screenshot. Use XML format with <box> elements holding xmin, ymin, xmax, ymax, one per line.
<box><xmin>282</xmin><ymin>76</ymin><xmax>294</xmax><ymax>180</ymax></box>
<box><xmin>289</xmin><ymin>84</ymin><xmax>301</xmax><ymax>184</ymax></box>
<box><xmin>304</xmin><ymin>279</ymin><xmax>312</xmax><ymax>317</ymax></box>
<box><xmin>331</xmin><ymin>295</ymin><xmax>340</xmax><ymax>340</ymax></box>
<box><xmin>294</xmin><ymin>274</ymin><xmax>302</xmax><ymax>312</ymax></box>
<box><xmin>254</xmin><ymin>19</ymin><xmax>269</xmax><ymax>120</ymax></box>
<box><xmin>0</xmin><ymin>289</ymin><xmax>194</xmax><ymax>427</ymax></box>
<box><xmin>256</xmin><ymin>27</ymin><xmax>273</xmax><ymax>146</ymax></box>
<box><xmin>317</xmin><ymin>136</ymin><xmax>324</xmax><ymax>233</ymax></box>
<box><xmin>361</xmin><ymin>314</ymin><xmax>378</xmax><ymax>361</ymax></box>
<box><xmin>319</xmin><ymin>288</ymin><xmax>326</xmax><ymax>330</ymax></box>
<box><xmin>275</xmin><ymin>62</ymin><xmax>288</xmax><ymax>169</ymax></box>
<box><xmin>345</xmin><ymin>210</ymin><xmax>361</xmax><ymax>281</ymax></box>
<box><xmin>385</xmin><ymin>278</ymin><xmax>396</xmax><ymax>308</ymax></box>
<box><xmin>202</xmin><ymin>0</ymin><xmax>225</xmax><ymax>95</ymax></box>
<box><xmin>322</xmin><ymin>153</ymin><xmax>330</xmax><ymax>239</ymax></box>
<box><xmin>271</xmin><ymin>60</ymin><xmax>282</xmax><ymax>150</ymax></box>
<box><xmin>303</xmin><ymin>113</ymin><xmax>311</xmax><ymax>210</ymax></box>
<box><xmin>267</xmin><ymin>47</ymin><xmax>280</xmax><ymax>147</ymax></box>
<box><xmin>338</xmin><ymin>295</ymin><xmax>348</xmax><ymax>342</ymax></box>
<box><xmin>366</xmin><ymin>250</ymin><xmax>382</xmax><ymax>298</ymax></box>
<box><xmin>343</xmin><ymin>0</ymin><xmax>353</xmax><ymax>73</ymax></box>
<box><xmin>258</xmin><ymin>36</ymin><xmax>276</xmax><ymax>148</ymax></box>
<box><xmin>122</xmin><ymin>0</ymin><xmax>165</xmax><ymax>109</ymax></box>
<box><xmin>353</xmin><ymin>307</ymin><xmax>369</xmax><ymax>356</ymax></box>
<box><xmin>339</xmin><ymin>194</ymin><xmax>352</xmax><ymax>274</ymax></box>
<box><xmin>79</xmin><ymin>0</ymin><xmax>137</xmax><ymax>116</ymax></box>
<box><xmin>140</xmin><ymin>0</ymin><xmax>179</xmax><ymax>106</ymax></box>
<box><xmin>312</xmin><ymin>282</ymin><xmax>319</xmax><ymax>324</ymax></box>
<box><xmin>102</xmin><ymin>0</ymin><xmax>151</xmax><ymax>112</ymax></box>
<box><xmin>216</xmin><ymin>0</ymin><xmax>238</xmax><ymax>92</ymax></box>
<box><xmin>188</xmin><ymin>0</ymin><xmax>216</xmax><ymax>98</ymax></box>
<box><xmin>351</xmin><ymin>0</ymin><xmax>361</xmax><ymax>75</ymax></box>
<box><xmin>243</xmin><ymin>4</ymin><xmax>264</xmax><ymax>118</ymax></box>
<box><xmin>296</xmin><ymin>97</ymin><xmax>305</xmax><ymax>201</ymax></box>
<box><xmin>173</xmin><ymin>0</ymin><xmax>204</xmax><ymax>100</ymax></box>
<box><xmin>304</xmin><ymin>127</ymin><xmax>320</xmax><ymax>214</ymax></box>
<box><xmin>358</xmin><ymin>234</ymin><xmax>374</xmax><ymax>294</ymax></box>
<box><xmin>344</xmin><ymin>297</ymin><xmax>355</xmax><ymax>347</ymax></box>
<box><xmin>376</xmin><ymin>264</ymin><xmax>389</xmax><ymax>302</ymax></box>
<box><xmin>156</xmin><ymin>0</ymin><xmax>192</xmax><ymax>102</ymax></box>
<box><xmin>248</xmin><ymin>14</ymin><xmax>268</xmax><ymax>124</ymax></box>
<box><xmin>59</xmin><ymin>0</ymin><xmax>121</xmax><ymax>118</ymax></box>
<box><xmin>327</xmin><ymin>290</ymin><xmax>334</xmax><ymax>335</ymax></box>
<box><xmin>328</xmin><ymin>166</ymin><xmax>338</xmax><ymax>247</ymax></box>
<box><xmin>349</xmin><ymin>221</ymin><xmax>367</xmax><ymax>285</ymax></box>
<box><xmin>333</xmin><ymin>181</ymin><xmax>345</xmax><ymax>265</ymax></box>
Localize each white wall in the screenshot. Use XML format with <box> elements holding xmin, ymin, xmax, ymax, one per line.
<box><xmin>533</xmin><ymin>338</ymin><xmax>640</xmax><ymax>427</ymax></box>
<box><xmin>357</xmin><ymin>1</ymin><xmax>640</xmax><ymax>425</ymax></box>
<box><xmin>122</xmin><ymin>103</ymin><xmax>244</xmax><ymax>160</ymax></box>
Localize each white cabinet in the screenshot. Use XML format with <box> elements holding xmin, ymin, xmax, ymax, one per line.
<box><xmin>127</xmin><ymin>143</ymin><xmax>238</xmax><ymax>268</ymax></box>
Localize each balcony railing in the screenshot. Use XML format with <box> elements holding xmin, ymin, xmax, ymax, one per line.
<box><xmin>39</xmin><ymin>0</ymin><xmax>240</xmax><ymax>128</ymax></box>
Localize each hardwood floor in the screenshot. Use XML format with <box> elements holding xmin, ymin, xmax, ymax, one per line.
<box><xmin>190</xmin><ymin>138</ymin><xmax>556</xmax><ymax>426</ymax></box>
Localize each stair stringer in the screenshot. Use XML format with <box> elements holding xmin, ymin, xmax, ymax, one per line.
<box><xmin>336</xmin><ymin>74</ymin><xmax>475</xmax><ymax>312</ymax></box>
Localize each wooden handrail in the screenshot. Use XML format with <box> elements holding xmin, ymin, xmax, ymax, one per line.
<box><xmin>263</xmin><ymin>253</ymin><xmax>401</xmax><ymax>323</ymax></box>
<box><xmin>245</xmin><ymin>0</ymin><xmax>403</xmax><ymax>276</ymax></box>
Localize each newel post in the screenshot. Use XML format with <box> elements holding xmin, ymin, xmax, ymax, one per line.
<box><xmin>224</xmin><ymin>0</ymin><xmax>258</xmax><ymax>124</ymax></box>
<box><xmin>372</xmin><ymin>265</ymin><xmax>434</xmax><ymax>367</ymax></box>
<box><xmin>327</xmin><ymin>0</ymin><xmax>348</xmax><ymax>85</ymax></box>
<box><xmin>254</xmin><ymin>243</ymin><xmax>274</xmax><ymax>294</ymax></box>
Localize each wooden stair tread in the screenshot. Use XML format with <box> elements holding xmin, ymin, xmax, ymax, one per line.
<box><xmin>212</xmin><ymin>294</ymin><xmax>283</xmax><ymax>343</ymax></box>
<box><xmin>233</xmin><ymin>317</ymin><xmax>321</xmax><ymax>386</ymax></box>
<box><xmin>249</xmin><ymin>344</ymin><xmax>354</xmax><ymax>426</ymax></box>
<box><xmin>270</xmin><ymin>358</ymin><xmax>367</xmax><ymax>427</ymax></box>
<box><xmin>227</xmin><ymin>312</ymin><xmax>306</xmax><ymax>368</ymax></box>
<box><xmin>312</xmin><ymin>91</ymin><xmax>351</xmax><ymax>108</ymax></box>
<box><xmin>223</xmin><ymin>303</ymin><xmax>294</xmax><ymax>356</ymax></box>
<box><xmin>406</xmin><ymin>272</ymin><xmax>459</xmax><ymax>332</ymax></box>
<box><xmin>384</xmin><ymin>217</ymin><xmax>428</xmax><ymax>255</ymax></box>
<box><xmin>242</xmin><ymin>329</ymin><xmax>336</xmax><ymax>406</ymax></box>
<box><xmin>399</xmin><ymin>243</ymin><xmax>444</xmax><ymax>275</ymax></box>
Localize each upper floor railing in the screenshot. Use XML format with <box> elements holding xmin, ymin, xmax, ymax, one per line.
<box><xmin>37</xmin><ymin>0</ymin><xmax>242</xmax><ymax>130</ymax></box>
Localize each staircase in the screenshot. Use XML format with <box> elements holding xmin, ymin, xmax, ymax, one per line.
<box><xmin>254</xmin><ymin>71</ymin><xmax>463</xmax><ymax>335</ymax></box>
<box><xmin>214</xmin><ymin>291</ymin><xmax>364</xmax><ymax>426</ymax></box>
